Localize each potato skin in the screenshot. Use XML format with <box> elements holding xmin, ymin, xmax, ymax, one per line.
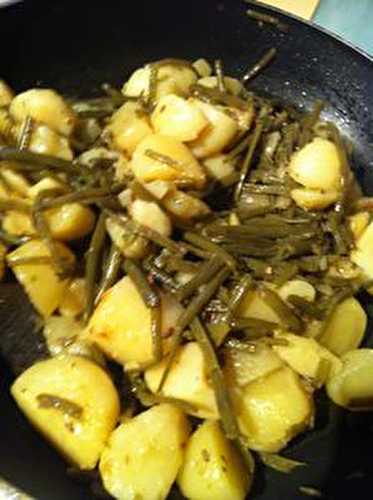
<box><xmin>11</xmin><ymin>355</ymin><xmax>120</xmax><ymax>470</ymax></box>
<box><xmin>100</xmin><ymin>404</ymin><xmax>191</xmax><ymax>500</ymax></box>
<box><xmin>178</xmin><ymin>420</ymin><xmax>252</xmax><ymax>500</ymax></box>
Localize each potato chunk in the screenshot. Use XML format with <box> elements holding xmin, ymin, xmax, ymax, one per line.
<box><xmin>348</xmin><ymin>211</ymin><xmax>370</xmax><ymax>241</ymax></box>
<box><xmin>290</xmin><ymin>187</ymin><xmax>339</xmax><ymax>211</ymax></box>
<box><xmin>86</xmin><ymin>276</ymin><xmax>181</xmax><ymax>370</ymax></box>
<box><xmin>11</xmin><ymin>355</ymin><xmax>120</xmax><ymax>469</ymax></box>
<box><xmin>151</xmin><ymin>94</ymin><xmax>208</xmax><ymax>142</ymax></box>
<box><xmin>100</xmin><ymin>404</ymin><xmax>191</xmax><ymax>500</ymax></box>
<box><xmin>189</xmin><ymin>100</ymin><xmax>238</xmax><ymax>158</ymax></box>
<box><xmin>0</xmin><ymin>79</ymin><xmax>14</xmax><ymax>106</ymax></box>
<box><xmin>130</xmin><ymin>197</ymin><xmax>171</xmax><ymax>237</ymax></box>
<box><xmin>145</xmin><ymin>342</ymin><xmax>218</xmax><ymax>419</ymax></box>
<box><xmin>351</xmin><ymin>221</ymin><xmax>373</xmax><ymax>288</ymax></box>
<box><xmin>272</xmin><ymin>333</ymin><xmax>341</xmax><ymax>386</ymax></box>
<box><xmin>326</xmin><ymin>349</ymin><xmax>373</xmax><ymax>410</ymax></box>
<box><xmin>178</xmin><ymin>420</ymin><xmax>252</xmax><ymax>500</ymax></box>
<box><xmin>105</xmin><ymin>101</ymin><xmax>153</xmax><ymax>156</ymax></box>
<box><xmin>131</xmin><ymin>133</ymin><xmax>206</xmax><ymax>188</ymax></box>
<box><xmin>234</xmin><ymin>367</ymin><xmax>313</xmax><ymax>452</ymax></box>
<box><xmin>203</xmin><ymin>154</ymin><xmax>236</xmax><ymax>185</ymax></box>
<box><xmin>7</xmin><ymin>240</ymin><xmax>75</xmax><ymax>317</ymax></box>
<box><xmin>29</xmin><ymin>124</ymin><xmax>73</xmax><ymax>160</ymax></box>
<box><xmin>319</xmin><ymin>297</ymin><xmax>367</xmax><ymax>356</ymax></box>
<box><xmin>197</xmin><ymin>76</ymin><xmax>244</xmax><ymax>96</ymax></box>
<box><xmin>10</xmin><ymin>88</ymin><xmax>76</xmax><ymax>136</ymax></box>
<box><xmin>59</xmin><ymin>278</ymin><xmax>86</xmax><ymax>318</ymax></box>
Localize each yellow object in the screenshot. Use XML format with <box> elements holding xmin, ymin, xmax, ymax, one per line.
<box><xmin>145</xmin><ymin>342</ymin><xmax>218</xmax><ymax>419</ymax></box>
<box><xmin>11</xmin><ymin>355</ymin><xmax>120</xmax><ymax>470</ymax></box>
<box><xmin>235</xmin><ymin>367</ymin><xmax>313</xmax><ymax>452</ymax></box>
<box><xmin>7</xmin><ymin>239</ymin><xmax>75</xmax><ymax>317</ymax></box>
<box><xmin>178</xmin><ymin>420</ymin><xmax>252</xmax><ymax>500</ymax></box>
<box><xmin>258</xmin><ymin>0</ymin><xmax>320</xmax><ymax>20</ymax></box>
<box><xmin>100</xmin><ymin>404</ymin><xmax>191</xmax><ymax>500</ymax></box>
<box><xmin>59</xmin><ymin>278</ymin><xmax>87</xmax><ymax>318</ymax></box>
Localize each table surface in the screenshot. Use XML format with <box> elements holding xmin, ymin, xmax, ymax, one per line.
<box><xmin>314</xmin><ymin>0</ymin><xmax>373</xmax><ymax>55</ymax></box>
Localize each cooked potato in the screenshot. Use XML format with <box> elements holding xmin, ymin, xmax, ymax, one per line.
<box><xmin>348</xmin><ymin>211</ymin><xmax>370</xmax><ymax>240</ymax></box>
<box><xmin>0</xmin><ymin>79</ymin><xmax>14</xmax><ymax>106</ymax></box>
<box><xmin>351</xmin><ymin>221</ymin><xmax>373</xmax><ymax>288</ymax></box>
<box><xmin>234</xmin><ymin>367</ymin><xmax>313</xmax><ymax>452</ymax></box>
<box><xmin>290</xmin><ymin>187</ymin><xmax>339</xmax><ymax>211</ymax></box>
<box><xmin>236</xmin><ymin>289</ymin><xmax>281</xmax><ymax>324</ymax></box>
<box><xmin>29</xmin><ymin>124</ymin><xmax>73</xmax><ymax>160</ymax></box>
<box><xmin>105</xmin><ymin>101</ymin><xmax>153</xmax><ymax>156</ymax></box>
<box><xmin>178</xmin><ymin>420</ymin><xmax>252</xmax><ymax>500</ymax></box>
<box><xmin>278</xmin><ymin>279</ymin><xmax>316</xmax><ymax>303</ymax></box>
<box><xmin>162</xmin><ymin>188</ymin><xmax>210</xmax><ymax>220</ymax></box>
<box><xmin>130</xmin><ymin>198</ymin><xmax>172</xmax><ymax>237</ymax></box>
<box><xmin>2</xmin><ymin>211</ymin><xmax>35</xmax><ymax>236</ymax></box>
<box><xmin>28</xmin><ymin>177</ymin><xmax>67</xmax><ymax>199</ymax></box>
<box><xmin>319</xmin><ymin>297</ymin><xmax>367</xmax><ymax>356</ymax></box>
<box><xmin>106</xmin><ymin>216</ymin><xmax>150</xmax><ymax>260</ymax></box>
<box><xmin>123</xmin><ymin>63</ymin><xmax>197</xmax><ymax>101</ymax></box>
<box><xmin>224</xmin><ymin>342</ymin><xmax>284</xmax><ymax>388</ymax></box>
<box><xmin>203</xmin><ymin>154</ymin><xmax>236</xmax><ymax>185</ymax></box>
<box><xmin>272</xmin><ymin>333</ymin><xmax>341</xmax><ymax>386</ymax></box>
<box><xmin>46</xmin><ymin>204</ymin><xmax>96</xmax><ymax>241</ymax></box>
<box><xmin>7</xmin><ymin>239</ymin><xmax>75</xmax><ymax>317</ymax></box>
<box><xmin>189</xmin><ymin>100</ymin><xmax>238</xmax><ymax>158</ymax></box>
<box><xmin>10</xmin><ymin>88</ymin><xmax>76</xmax><ymax>136</ymax></box>
<box><xmin>131</xmin><ymin>133</ymin><xmax>206</xmax><ymax>188</ymax></box>
<box><xmin>86</xmin><ymin>276</ymin><xmax>181</xmax><ymax>370</ymax></box>
<box><xmin>198</xmin><ymin>76</ymin><xmax>244</xmax><ymax>96</ymax></box>
<box><xmin>145</xmin><ymin>342</ymin><xmax>218</xmax><ymax>419</ymax></box>
<box><xmin>59</xmin><ymin>278</ymin><xmax>86</xmax><ymax>318</ymax></box>
<box><xmin>288</xmin><ymin>138</ymin><xmax>341</xmax><ymax>191</ymax></box>
<box><xmin>326</xmin><ymin>349</ymin><xmax>373</xmax><ymax>410</ymax></box>
<box><xmin>192</xmin><ymin>58</ymin><xmax>212</xmax><ymax>77</ymax></box>
<box><xmin>1</xmin><ymin>167</ymin><xmax>31</xmax><ymax>196</ymax></box>
<box><xmin>11</xmin><ymin>355</ymin><xmax>120</xmax><ymax>469</ymax></box>
<box><xmin>151</xmin><ymin>94</ymin><xmax>208</xmax><ymax>142</ymax></box>
<box><xmin>100</xmin><ymin>404</ymin><xmax>191</xmax><ymax>500</ymax></box>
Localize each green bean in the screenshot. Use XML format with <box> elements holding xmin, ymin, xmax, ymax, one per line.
<box><xmin>84</xmin><ymin>212</ymin><xmax>107</xmax><ymax>322</ymax></box>
<box><xmin>225</xmin><ymin>133</ymin><xmax>251</xmax><ymax>161</ymax></box>
<box><xmin>146</xmin><ymin>64</ymin><xmax>159</xmax><ymax>111</ymax></box>
<box><xmin>234</xmin><ymin>437</ymin><xmax>256</xmax><ymax>475</ymax></box>
<box><xmin>176</xmin><ymin>255</ymin><xmax>223</xmax><ymax>301</ymax></box>
<box><xmin>144</xmin><ymin>148</ymin><xmax>181</xmax><ymax>169</ymax></box>
<box><xmin>71</xmin><ymin>98</ymin><xmax>117</xmax><ymax>118</ymax></box>
<box><xmin>0</xmin><ymin>199</ymin><xmax>31</xmax><ymax>212</ymax></box>
<box><xmin>190</xmin><ymin>84</ymin><xmax>248</xmax><ymax>110</ymax></box>
<box><xmin>234</xmin><ymin>120</ymin><xmax>264</xmax><ymax>202</ymax></box>
<box><xmin>287</xmin><ymin>295</ymin><xmax>324</xmax><ymax>320</ymax></box>
<box><xmin>231</xmin><ymin>316</ymin><xmax>278</xmax><ymax>332</ymax></box>
<box><xmin>214</xmin><ymin>59</ymin><xmax>226</xmax><ymax>92</ymax></box>
<box><xmin>259</xmin><ymin>452</ymin><xmax>305</xmax><ymax>473</ymax></box>
<box><xmin>258</xmin><ymin>284</ymin><xmax>303</xmax><ymax>333</ymax></box>
<box><xmin>95</xmin><ymin>244</ymin><xmax>122</xmax><ymax>304</ymax></box>
<box><xmin>241</xmin><ymin>48</ymin><xmax>277</xmax><ymax>83</ymax></box>
<box><xmin>101</xmin><ymin>83</ymin><xmax>125</xmax><ymax>106</ymax></box>
<box><xmin>162</xmin><ymin>255</ymin><xmax>199</xmax><ymax>274</ymax></box>
<box><xmin>245</xmin><ymin>8</ymin><xmax>289</xmax><ymax>33</ymax></box>
<box><xmin>38</xmin><ymin>185</ymin><xmax>123</xmax><ymax>210</ymax></box>
<box><xmin>241</xmin><ymin>183</ymin><xmax>287</xmax><ymax>196</ymax></box>
<box><xmin>0</xmin><ymin>229</ymin><xmax>31</xmax><ymax>246</ymax></box>
<box><xmin>18</xmin><ymin>116</ymin><xmax>34</xmax><ymax>150</ymax></box>
<box><xmin>227</xmin><ymin>274</ymin><xmax>253</xmax><ymax>311</ymax></box>
<box><xmin>124</xmin><ymin>259</ymin><xmax>160</xmax><ymax>308</ymax></box>
<box><xmin>143</xmin><ymin>260</ymin><xmax>178</xmax><ymax>293</ymax></box>
<box><xmin>0</xmin><ymin>147</ymin><xmax>74</xmax><ymax>172</ymax></box>
<box><xmin>150</xmin><ymin>306</ymin><xmax>163</xmax><ymax>363</ymax></box>
<box><xmin>184</xmin><ymin>231</ymin><xmax>236</xmax><ymax>270</ymax></box>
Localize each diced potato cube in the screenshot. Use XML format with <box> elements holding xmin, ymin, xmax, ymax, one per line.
<box><xmin>178</xmin><ymin>420</ymin><xmax>252</xmax><ymax>500</ymax></box>
<box><xmin>59</xmin><ymin>278</ymin><xmax>86</xmax><ymax>318</ymax></box>
<box><xmin>224</xmin><ymin>342</ymin><xmax>284</xmax><ymax>388</ymax></box>
<box><xmin>151</xmin><ymin>94</ymin><xmax>208</xmax><ymax>142</ymax></box>
<box><xmin>203</xmin><ymin>154</ymin><xmax>236</xmax><ymax>185</ymax></box>
<box><xmin>272</xmin><ymin>333</ymin><xmax>341</xmax><ymax>386</ymax></box>
<box><xmin>234</xmin><ymin>367</ymin><xmax>313</xmax><ymax>452</ymax></box>
<box><xmin>28</xmin><ymin>177</ymin><xmax>67</xmax><ymax>199</ymax></box>
<box><xmin>105</xmin><ymin>101</ymin><xmax>153</xmax><ymax>156</ymax></box>
<box><xmin>100</xmin><ymin>404</ymin><xmax>191</xmax><ymax>500</ymax></box>
<box><xmin>145</xmin><ymin>342</ymin><xmax>218</xmax><ymax>419</ymax></box>
<box><xmin>7</xmin><ymin>239</ymin><xmax>75</xmax><ymax>317</ymax></box>
<box><xmin>11</xmin><ymin>355</ymin><xmax>120</xmax><ymax>469</ymax></box>
<box><xmin>1</xmin><ymin>167</ymin><xmax>31</xmax><ymax>196</ymax></box>
<box><xmin>105</xmin><ymin>216</ymin><xmax>150</xmax><ymax>260</ymax></box>
<box><xmin>29</xmin><ymin>124</ymin><xmax>73</xmax><ymax>160</ymax></box>
<box><xmin>130</xmin><ymin>198</ymin><xmax>171</xmax><ymax>237</ymax></box>
<box><xmin>45</xmin><ymin>203</ymin><xmax>96</xmax><ymax>241</ymax></box>
<box><xmin>10</xmin><ymin>88</ymin><xmax>76</xmax><ymax>136</ymax></box>
<box><xmin>2</xmin><ymin>211</ymin><xmax>35</xmax><ymax>236</ymax></box>
<box><xmin>326</xmin><ymin>349</ymin><xmax>373</xmax><ymax>410</ymax></box>
<box><xmin>278</xmin><ymin>279</ymin><xmax>316</xmax><ymax>303</ymax></box>
<box><xmin>189</xmin><ymin>100</ymin><xmax>238</xmax><ymax>158</ymax></box>
<box><xmin>348</xmin><ymin>211</ymin><xmax>370</xmax><ymax>241</ymax></box>
<box><xmin>236</xmin><ymin>289</ymin><xmax>281</xmax><ymax>324</ymax></box>
<box><xmin>162</xmin><ymin>188</ymin><xmax>210</xmax><ymax>219</ymax></box>
<box><xmin>319</xmin><ymin>297</ymin><xmax>367</xmax><ymax>356</ymax></box>
<box><xmin>85</xmin><ymin>277</ymin><xmax>181</xmax><ymax>370</ymax></box>
<box><xmin>291</xmin><ymin>187</ymin><xmax>339</xmax><ymax>211</ymax></box>
<box><xmin>192</xmin><ymin>59</ymin><xmax>212</xmax><ymax>78</ymax></box>
<box><xmin>131</xmin><ymin>133</ymin><xmax>206</xmax><ymax>188</ymax></box>
<box><xmin>288</xmin><ymin>138</ymin><xmax>341</xmax><ymax>191</ymax></box>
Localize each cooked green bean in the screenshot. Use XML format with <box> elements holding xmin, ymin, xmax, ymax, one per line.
<box><xmin>95</xmin><ymin>244</ymin><xmax>122</xmax><ymax>304</ymax></box>
<box><xmin>7</xmin><ymin>255</ymin><xmax>54</xmax><ymax>267</ymax></box>
<box><xmin>184</xmin><ymin>231</ymin><xmax>236</xmax><ymax>270</ymax></box>
<box><xmin>245</xmin><ymin>8</ymin><xmax>289</xmax><ymax>33</ymax></box>
<box><xmin>242</xmin><ymin>48</ymin><xmax>277</xmax><ymax>83</ymax></box>
<box><xmin>124</xmin><ymin>259</ymin><xmax>160</xmax><ymax>308</ymax></box>
<box><xmin>18</xmin><ymin>116</ymin><xmax>34</xmax><ymax>150</ymax></box>
<box><xmin>150</xmin><ymin>306</ymin><xmax>163</xmax><ymax>363</ymax></box>
<box><xmin>176</xmin><ymin>255</ymin><xmax>223</xmax><ymax>301</ymax></box>
<box><xmin>258</xmin><ymin>284</ymin><xmax>303</xmax><ymax>333</ymax></box>
<box><xmin>259</xmin><ymin>452</ymin><xmax>305</xmax><ymax>473</ymax></box>
<box><xmin>214</xmin><ymin>59</ymin><xmax>226</xmax><ymax>92</ymax></box>
<box><xmin>0</xmin><ymin>147</ymin><xmax>74</xmax><ymax>172</ymax></box>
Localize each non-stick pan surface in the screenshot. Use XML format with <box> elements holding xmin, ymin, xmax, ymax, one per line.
<box><xmin>0</xmin><ymin>1</ymin><xmax>373</xmax><ymax>499</ymax></box>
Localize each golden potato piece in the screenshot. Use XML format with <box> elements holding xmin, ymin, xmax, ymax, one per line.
<box><xmin>319</xmin><ymin>297</ymin><xmax>367</xmax><ymax>356</ymax></box>
<box><xmin>197</xmin><ymin>76</ymin><xmax>244</xmax><ymax>96</ymax></box>
<box><xmin>151</xmin><ymin>94</ymin><xmax>208</xmax><ymax>142</ymax></box>
<box><xmin>351</xmin><ymin>221</ymin><xmax>373</xmax><ymax>288</ymax></box>
<box><xmin>348</xmin><ymin>211</ymin><xmax>370</xmax><ymax>241</ymax></box>
<box><xmin>178</xmin><ymin>420</ymin><xmax>252</xmax><ymax>500</ymax></box>
<box><xmin>10</xmin><ymin>88</ymin><xmax>76</xmax><ymax>136</ymax></box>
<box><xmin>100</xmin><ymin>404</ymin><xmax>191</xmax><ymax>500</ymax></box>
<box><xmin>7</xmin><ymin>239</ymin><xmax>75</xmax><ymax>317</ymax></box>
<box><xmin>59</xmin><ymin>278</ymin><xmax>86</xmax><ymax>318</ymax></box>
<box><xmin>203</xmin><ymin>154</ymin><xmax>236</xmax><ymax>185</ymax></box>
<box><xmin>290</xmin><ymin>187</ymin><xmax>339</xmax><ymax>211</ymax></box>
<box><xmin>0</xmin><ymin>79</ymin><xmax>14</xmax><ymax>106</ymax></box>
<box><xmin>105</xmin><ymin>101</ymin><xmax>153</xmax><ymax>156</ymax></box>
<box><xmin>130</xmin><ymin>198</ymin><xmax>171</xmax><ymax>237</ymax></box>
<box><xmin>145</xmin><ymin>342</ymin><xmax>218</xmax><ymax>419</ymax></box>
<box><xmin>29</xmin><ymin>124</ymin><xmax>73</xmax><ymax>160</ymax></box>
<box><xmin>45</xmin><ymin>203</ymin><xmax>96</xmax><ymax>241</ymax></box>
<box><xmin>235</xmin><ymin>367</ymin><xmax>313</xmax><ymax>453</ymax></box>
<box><xmin>131</xmin><ymin>133</ymin><xmax>206</xmax><ymax>188</ymax></box>
<box><xmin>11</xmin><ymin>355</ymin><xmax>120</xmax><ymax>469</ymax></box>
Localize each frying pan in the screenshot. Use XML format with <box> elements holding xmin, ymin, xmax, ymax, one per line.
<box><xmin>0</xmin><ymin>1</ymin><xmax>373</xmax><ymax>499</ymax></box>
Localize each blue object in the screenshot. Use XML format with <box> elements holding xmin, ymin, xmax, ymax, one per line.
<box><xmin>315</xmin><ymin>0</ymin><xmax>373</xmax><ymax>55</ymax></box>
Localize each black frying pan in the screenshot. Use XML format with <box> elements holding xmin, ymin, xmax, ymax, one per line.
<box><xmin>1</xmin><ymin>1</ymin><xmax>373</xmax><ymax>499</ymax></box>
